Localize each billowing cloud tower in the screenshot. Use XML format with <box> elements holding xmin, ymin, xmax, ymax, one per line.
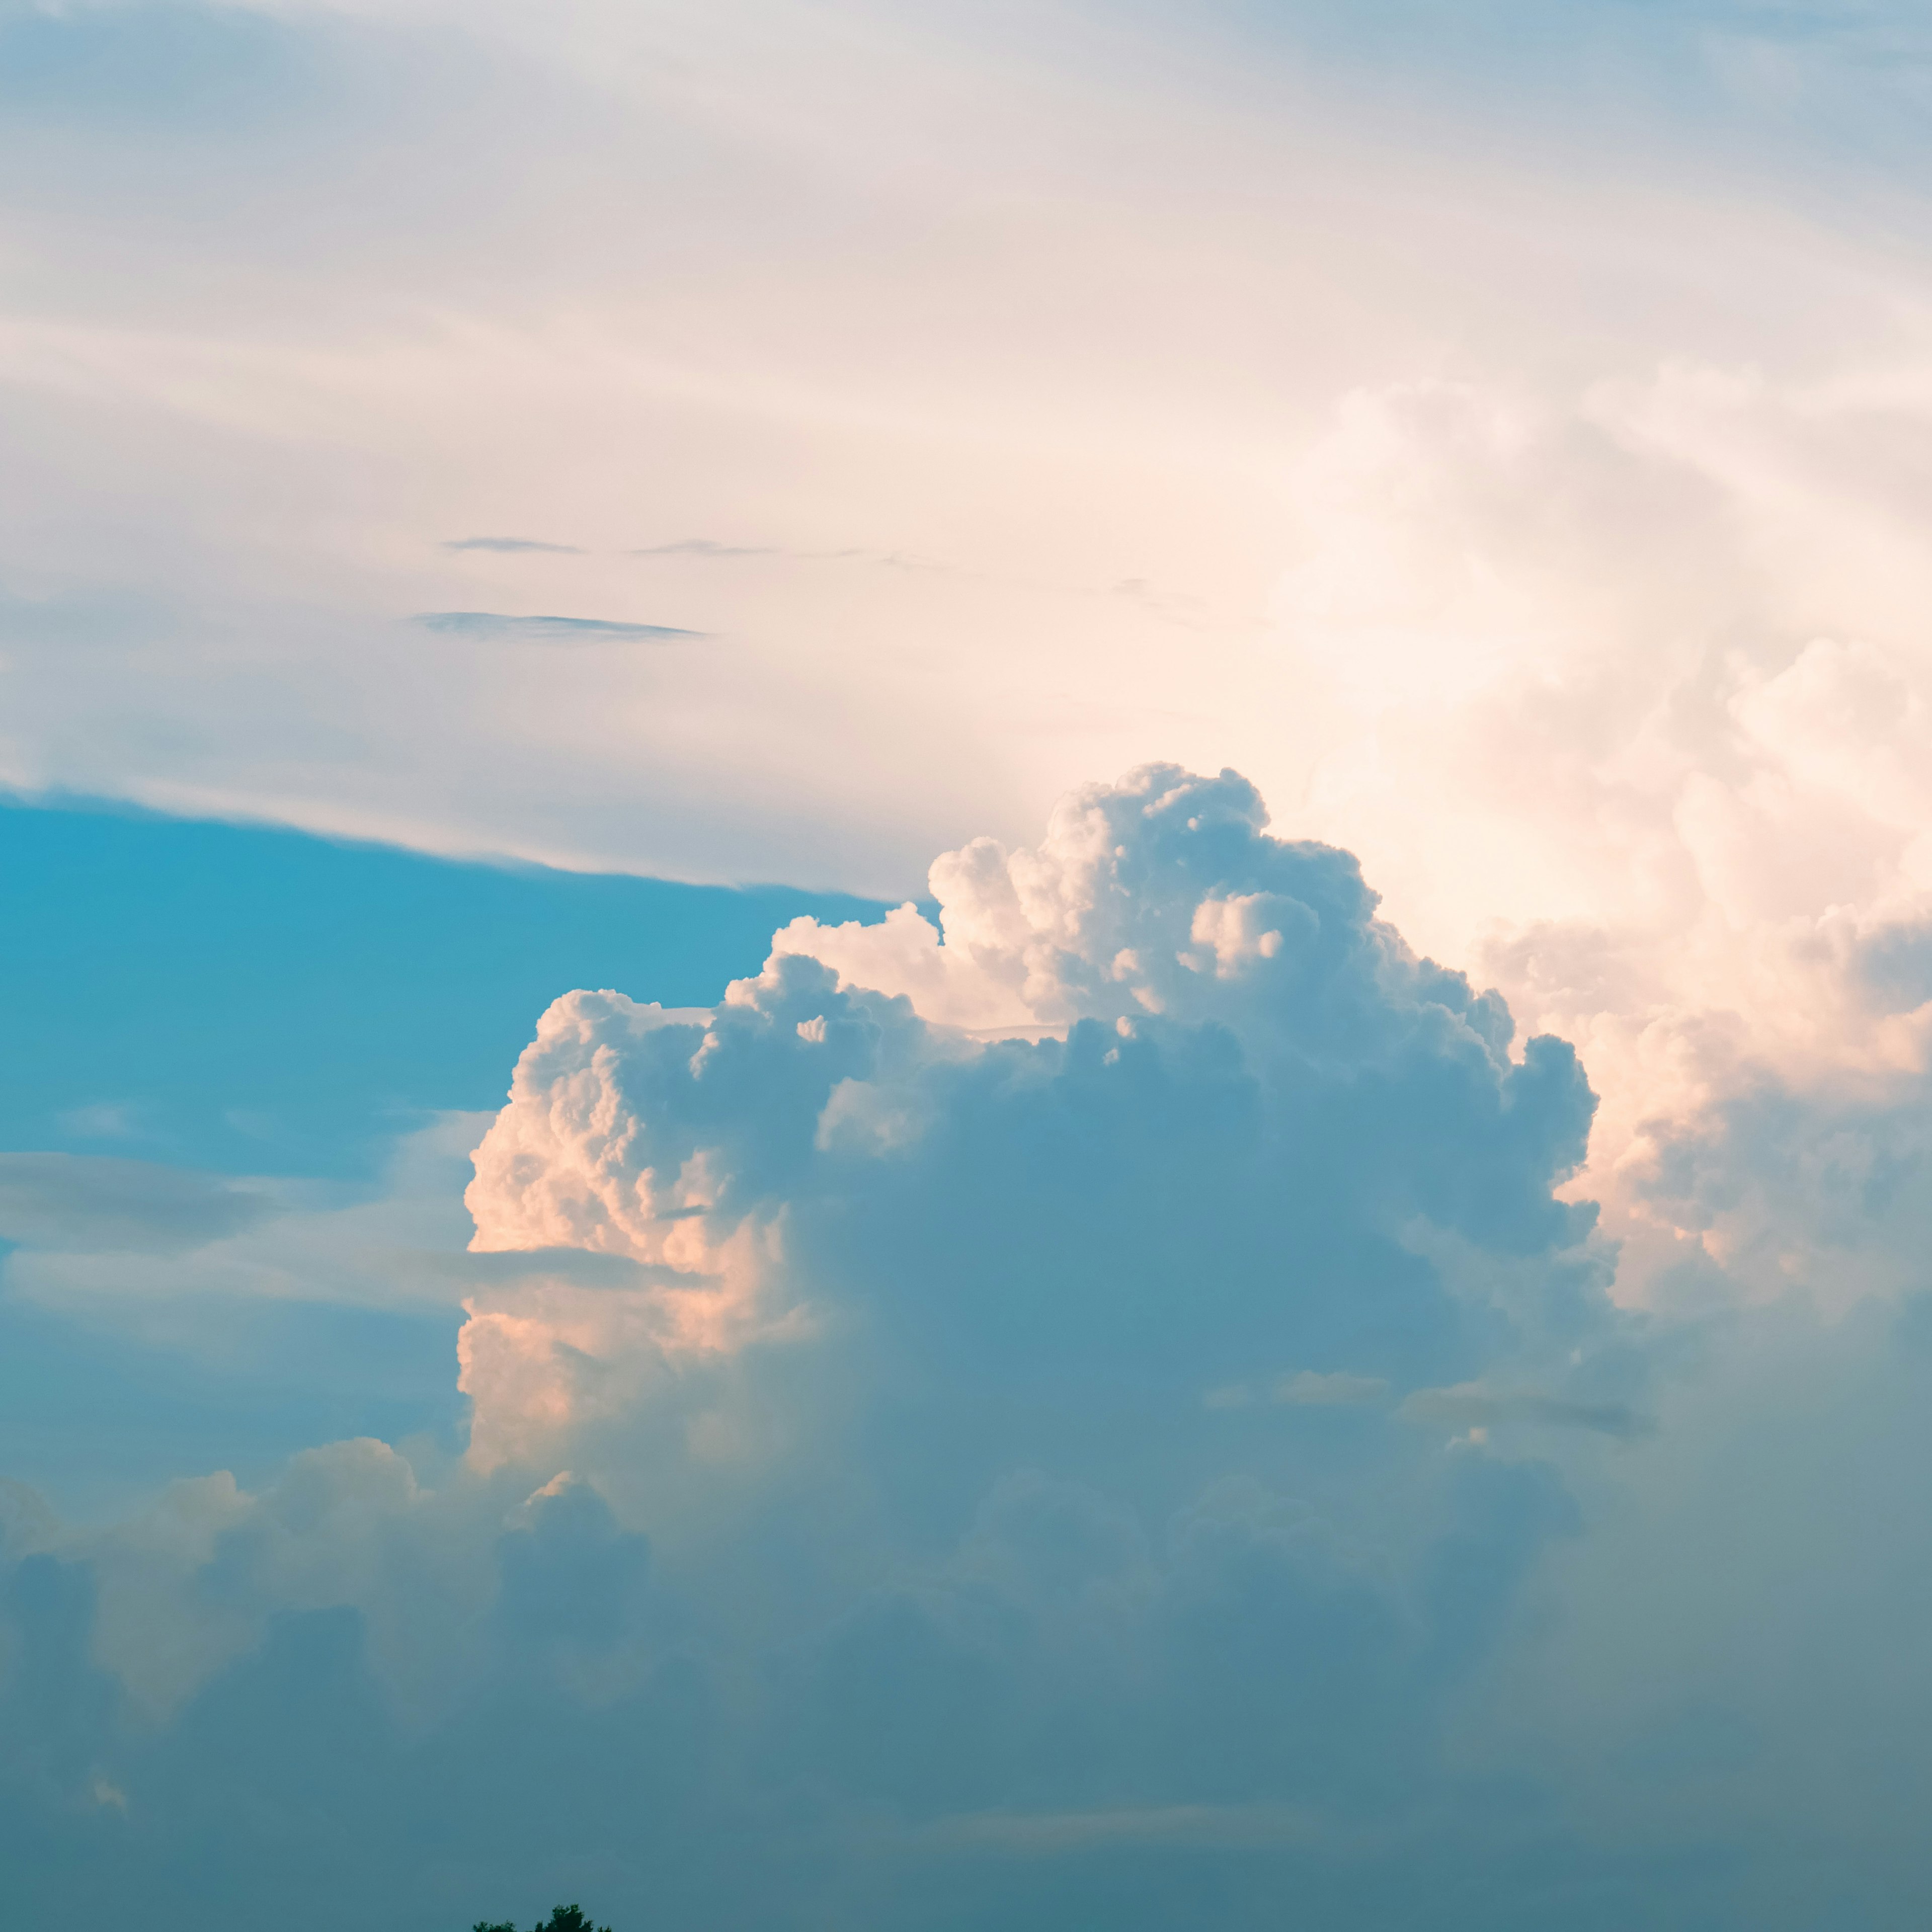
<box><xmin>18</xmin><ymin>767</ymin><xmax>1930</xmax><ymax>1930</ymax></box>
<box><xmin>460</xmin><ymin>764</ymin><xmax>1612</xmax><ymax>1483</ymax></box>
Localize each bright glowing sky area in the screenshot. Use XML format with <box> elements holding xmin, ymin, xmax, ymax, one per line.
<box><xmin>9</xmin><ymin>4</ymin><xmax>1932</xmax><ymax>1927</ymax></box>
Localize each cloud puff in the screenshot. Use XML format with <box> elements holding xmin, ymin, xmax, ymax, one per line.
<box><xmin>1257</xmin><ymin>375</ymin><xmax>1932</xmax><ymax>1311</ymax></box>
<box><xmin>460</xmin><ymin>765</ymin><xmax>1605</xmax><ymax>1475</ymax></box>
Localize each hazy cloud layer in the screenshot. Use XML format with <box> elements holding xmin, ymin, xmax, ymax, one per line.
<box><xmin>0</xmin><ymin>1154</ymin><xmax>270</xmax><ymax>1254</ymax></box>
<box><xmin>7</xmin><ymin>0</ymin><xmax>1932</xmax><ymax>1311</ymax></box>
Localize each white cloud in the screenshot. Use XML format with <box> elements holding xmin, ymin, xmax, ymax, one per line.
<box><xmin>9</xmin><ymin>0</ymin><xmax>1932</xmax><ymax>918</ymax></box>
<box><xmin>459</xmin><ymin>764</ymin><xmax>1605</xmax><ymax>1483</ymax></box>
<box><xmin>10</xmin><ymin>4</ymin><xmax>1932</xmax><ymax>1918</ymax></box>
<box><xmin>4</xmin><ymin>764</ymin><xmax>1931</xmax><ymax>1924</ymax></box>
<box><xmin>8</xmin><ymin>7</ymin><xmax>1932</xmax><ymax>1332</ymax></box>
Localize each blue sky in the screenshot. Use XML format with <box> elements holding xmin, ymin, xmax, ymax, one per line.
<box><xmin>10</xmin><ymin>2</ymin><xmax>1932</xmax><ymax>1927</ymax></box>
<box><xmin>0</xmin><ymin>794</ymin><xmax>879</xmax><ymax>1179</ymax></box>
<box><xmin>0</xmin><ymin>794</ymin><xmax>878</xmax><ymax>1514</ymax></box>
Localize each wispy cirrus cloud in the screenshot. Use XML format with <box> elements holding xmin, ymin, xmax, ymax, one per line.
<box><xmin>0</xmin><ymin>1153</ymin><xmax>270</xmax><ymax>1253</ymax></box>
<box><xmin>54</xmin><ymin>1101</ymin><xmax>140</xmax><ymax>1141</ymax></box>
<box><xmin>441</xmin><ymin>536</ymin><xmax>585</xmax><ymax>554</ymax></box>
<box><xmin>631</xmin><ymin>538</ymin><xmax>787</xmax><ymax>558</ymax></box>
<box><xmin>1274</xmin><ymin>1369</ymin><xmax>1392</xmax><ymax>1408</ymax></box>
<box><xmin>412</xmin><ymin>611</ymin><xmax>703</xmax><ymax>643</ymax></box>
<box><xmin>1399</xmin><ymin>1383</ymin><xmax>1647</xmax><ymax>1439</ymax></box>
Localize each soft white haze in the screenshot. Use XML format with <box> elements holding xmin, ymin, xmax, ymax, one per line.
<box><xmin>11</xmin><ymin>0</ymin><xmax>1932</xmax><ymax>1318</ymax></box>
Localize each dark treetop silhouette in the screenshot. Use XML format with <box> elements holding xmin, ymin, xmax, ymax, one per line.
<box><xmin>475</xmin><ymin>1908</ymin><xmax>612</xmax><ymax>1932</ymax></box>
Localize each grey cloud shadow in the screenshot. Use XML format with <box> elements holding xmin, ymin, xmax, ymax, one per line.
<box><xmin>0</xmin><ymin>1154</ymin><xmax>270</xmax><ymax>1254</ymax></box>
<box><xmin>1859</xmin><ymin>916</ymin><xmax>1932</xmax><ymax>1014</ymax></box>
<box><xmin>413</xmin><ymin>611</ymin><xmax>704</xmax><ymax>643</ymax></box>
<box><xmin>442</xmin><ymin>537</ymin><xmax>585</xmax><ymax>555</ymax></box>
<box><xmin>1400</xmin><ymin>1384</ymin><xmax>1646</xmax><ymax>1438</ymax></box>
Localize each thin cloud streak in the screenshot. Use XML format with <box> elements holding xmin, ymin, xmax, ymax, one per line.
<box><xmin>412</xmin><ymin>611</ymin><xmax>704</xmax><ymax>643</ymax></box>
<box><xmin>631</xmin><ymin>538</ymin><xmax>787</xmax><ymax>557</ymax></box>
<box><xmin>441</xmin><ymin>537</ymin><xmax>586</xmax><ymax>554</ymax></box>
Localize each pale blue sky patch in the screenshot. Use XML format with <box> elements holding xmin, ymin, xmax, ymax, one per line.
<box><xmin>0</xmin><ymin>794</ymin><xmax>884</xmax><ymax>1520</ymax></box>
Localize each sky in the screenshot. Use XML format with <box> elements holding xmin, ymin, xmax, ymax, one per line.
<box><xmin>9</xmin><ymin>1</ymin><xmax>1932</xmax><ymax>1926</ymax></box>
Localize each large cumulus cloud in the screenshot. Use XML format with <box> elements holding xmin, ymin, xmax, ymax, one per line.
<box><xmin>457</xmin><ymin>765</ymin><xmax>1609</xmax><ymax>1481</ymax></box>
<box><xmin>11</xmin><ymin>764</ymin><xmax>1932</xmax><ymax>1929</ymax></box>
<box><xmin>0</xmin><ymin>766</ymin><xmax>1644</xmax><ymax>1928</ymax></box>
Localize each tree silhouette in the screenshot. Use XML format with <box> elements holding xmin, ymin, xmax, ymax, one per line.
<box><xmin>473</xmin><ymin>1906</ymin><xmax>612</xmax><ymax>1932</ymax></box>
